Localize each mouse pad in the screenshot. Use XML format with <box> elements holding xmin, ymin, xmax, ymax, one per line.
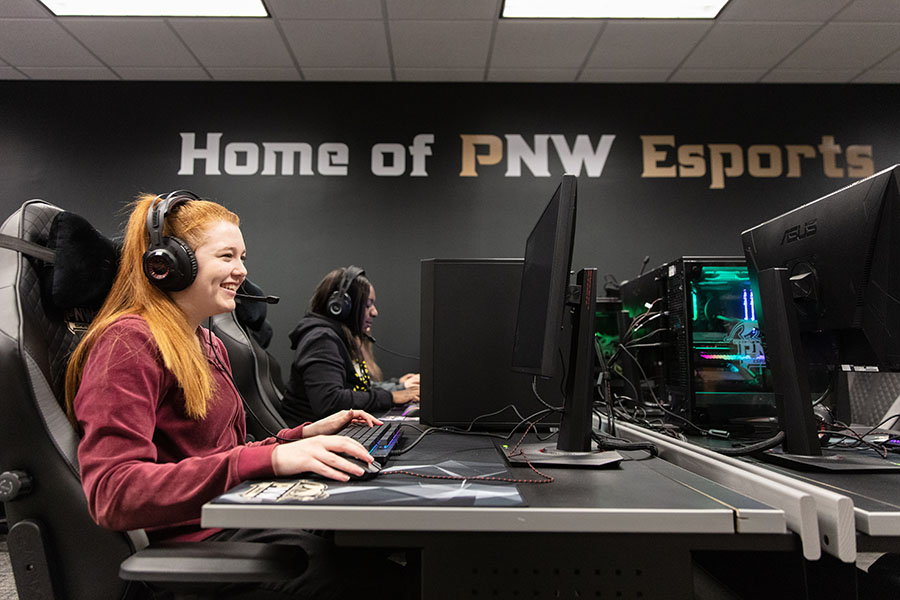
<box><xmin>214</xmin><ymin>460</ymin><xmax>526</xmax><ymax>507</ymax></box>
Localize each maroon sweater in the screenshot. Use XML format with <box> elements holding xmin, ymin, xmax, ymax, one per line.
<box><xmin>73</xmin><ymin>315</ymin><xmax>304</xmax><ymax>543</ymax></box>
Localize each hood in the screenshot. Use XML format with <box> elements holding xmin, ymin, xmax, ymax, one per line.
<box><xmin>289</xmin><ymin>313</ymin><xmax>346</xmax><ymax>350</ymax></box>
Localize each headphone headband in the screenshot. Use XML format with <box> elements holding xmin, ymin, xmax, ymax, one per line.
<box><xmin>337</xmin><ymin>265</ymin><xmax>365</xmax><ymax>296</ymax></box>
<box><xmin>146</xmin><ymin>190</ymin><xmax>201</xmax><ymax>248</ymax></box>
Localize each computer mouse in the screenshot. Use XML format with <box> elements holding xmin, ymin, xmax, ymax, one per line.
<box><xmin>340</xmin><ymin>455</ymin><xmax>381</xmax><ymax>481</ymax></box>
<box><xmin>405</xmin><ymin>406</ymin><xmax>420</xmax><ymax>418</ymax></box>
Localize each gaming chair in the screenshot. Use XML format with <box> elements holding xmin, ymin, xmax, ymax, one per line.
<box><xmin>0</xmin><ymin>199</ymin><xmax>305</xmax><ymax>599</ymax></box>
<box><xmin>210</xmin><ymin>306</ymin><xmax>289</xmax><ymax>441</ymax></box>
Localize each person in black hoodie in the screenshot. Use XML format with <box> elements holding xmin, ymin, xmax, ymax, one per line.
<box><xmin>281</xmin><ymin>266</ymin><xmax>419</xmax><ymax>426</ymax></box>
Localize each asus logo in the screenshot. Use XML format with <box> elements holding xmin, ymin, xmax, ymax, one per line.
<box><xmin>781</xmin><ymin>219</ymin><xmax>817</xmax><ymax>244</ymax></box>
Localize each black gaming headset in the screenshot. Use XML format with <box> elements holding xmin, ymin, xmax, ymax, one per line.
<box><xmin>326</xmin><ymin>265</ymin><xmax>365</xmax><ymax>322</ymax></box>
<box><xmin>142</xmin><ymin>190</ymin><xmax>201</xmax><ymax>292</ymax></box>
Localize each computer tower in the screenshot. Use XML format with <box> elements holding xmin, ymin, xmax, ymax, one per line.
<box><xmin>619</xmin><ymin>257</ymin><xmax>776</xmax><ymax>433</ymax></box>
<box><xmin>419</xmin><ymin>258</ymin><xmax>562</xmax><ymax>429</ymax></box>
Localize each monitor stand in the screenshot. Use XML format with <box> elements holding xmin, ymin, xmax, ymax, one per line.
<box><xmin>505</xmin><ymin>443</ymin><xmax>623</xmax><ymax>468</ymax></box>
<box><xmin>756</xmin><ymin>267</ymin><xmax>900</xmax><ymax>473</ymax></box>
<box><xmin>758</xmin><ymin>447</ymin><xmax>900</xmax><ymax>472</ymax></box>
<box><xmin>505</xmin><ymin>269</ymin><xmax>623</xmax><ymax>469</ymax></box>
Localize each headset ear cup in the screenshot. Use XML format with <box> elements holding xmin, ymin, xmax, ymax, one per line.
<box><xmin>143</xmin><ymin>236</ymin><xmax>197</xmax><ymax>292</ymax></box>
<box><xmin>327</xmin><ymin>291</ymin><xmax>351</xmax><ymax>321</ymax></box>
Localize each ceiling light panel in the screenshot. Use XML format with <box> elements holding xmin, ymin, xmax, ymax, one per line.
<box><xmin>39</xmin><ymin>0</ymin><xmax>268</xmax><ymax>17</ymax></box>
<box><xmin>503</xmin><ymin>0</ymin><xmax>730</xmax><ymax>19</ymax></box>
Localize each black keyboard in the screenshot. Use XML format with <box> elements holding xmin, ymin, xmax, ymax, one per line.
<box><xmin>338</xmin><ymin>421</ymin><xmax>403</xmax><ymax>459</ymax></box>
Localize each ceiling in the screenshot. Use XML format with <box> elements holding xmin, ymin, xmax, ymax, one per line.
<box><xmin>1</xmin><ymin>0</ymin><xmax>899</xmax><ymax>83</ymax></box>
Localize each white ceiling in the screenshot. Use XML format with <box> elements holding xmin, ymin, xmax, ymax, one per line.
<box><xmin>1</xmin><ymin>0</ymin><xmax>899</xmax><ymax>83</ymax></box>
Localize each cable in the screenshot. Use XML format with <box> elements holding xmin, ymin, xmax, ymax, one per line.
<box><xmin>389</xmin><ymin>416</ymin><xmax>557</xmax><ymax>484</ymax></box>
<box><xmin>532</xmin><ymin>376</ymin><xmax>565</xmax><ymax>412</ymax></box>
<box><xmin>371</xmin><ymin>339</ymin><xmax>420</xmax><ymax>361</ymax></box>
<box><xmin>615</xmin><ymin>343</ymin><xmax>711</xmax><ymax>436</ymax></box>
<box><xmin>714</xmin><ymin>431</ymin><xmax>785</xmax><ymax>456</ymax></box>
<box><xmin>591</xmin><ymin>431</ymin><xmax>658</xmax><ymax>457</ymax></box>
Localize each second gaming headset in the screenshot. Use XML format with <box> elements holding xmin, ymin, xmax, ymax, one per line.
<box><xmin>142</xmin><ymin>190</ymin><xmax>202</xmax><ymax>292</ymax></box>
<box><xmin>327</xmin><ymin>265</ymin><xmax>365</xmax><ymax>322</ymax></box>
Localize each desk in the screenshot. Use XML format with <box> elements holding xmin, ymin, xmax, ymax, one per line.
<box><xmin>758</xmin><ymin>462</ymin><xmax>900</xmax><ymax>553</ymax></box>
<box><xmin>203</xmin><ymin>429</ymin><xmax>798</xmax><ymax>599</ymax></box>
<box><xmin>617</xmin><ymin>421</ymin><xmax>900</xmax><ymax>597</ymax></box>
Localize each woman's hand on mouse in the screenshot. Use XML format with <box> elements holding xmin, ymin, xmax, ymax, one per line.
<box><xmin>271</xmin><ymin>435</ymin><xmax>372</xmax><ymax>481</ymax></box>
<box><xmin>302</xmin><ymin>409</ymin><xmax>381</xmax><ymax>438</ymax></box>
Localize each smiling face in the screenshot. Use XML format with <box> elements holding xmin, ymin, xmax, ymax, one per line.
<box><xmin>361</xmin><ymin>284</ymin><xmax>378</xmax><ymax>335</ymax></box>
<box><xmin>169</xmin><ymin>220</ymin><xmax>247</xmax><ymax>328</ymax></box>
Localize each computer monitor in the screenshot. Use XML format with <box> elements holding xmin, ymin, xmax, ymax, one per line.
<box><xmin>742</xmin><ymin>164</ymin><xmax>900</xmax><ymax>471</ymax></box>
<box><xmin>510</xmin><ymin>174</ymin><xmax>621</xmax><ymax>467</ymax></box>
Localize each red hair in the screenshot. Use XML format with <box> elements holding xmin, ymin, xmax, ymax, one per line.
<box><xmin>66</xmin><ymin>193</ymin><xmax>239</xmax><ymax>421</ymax></box>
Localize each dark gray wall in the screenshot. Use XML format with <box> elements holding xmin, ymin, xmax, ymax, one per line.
<box><xmin>2</xmin><ymin>81</ymin><xmax>899</xmax><ymax>377</ymax></box>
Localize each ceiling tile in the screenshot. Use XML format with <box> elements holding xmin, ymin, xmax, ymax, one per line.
<box><xmin>115</xmin><ymin>66</ymin><xmax>210</xmax><ymax>80</ymax></box>
<box><xmin>265</xmin><ymin>0</ymin><xmax>383</xmax><ymax>19</ymax></box>
<box><xmin>718</xmin><ymin>0</ymin><xmax>846</xmax><ymax>21</ymax></box>
<box><xmin>395</xmin><ymin>67</ymin><xmax>485</xmax><ymax>81</ymax></box>
<box><xmin>170</xmin><ymin>18</ymin><xmax>294</xmax><ymax>68</ymax></box>
<box><xmin>302</xmin><ymin>67</ymin><xmax>392</xmax><ymax>81</ymax></box>
<box><xmin>780</xmin><ymin>23</ymin><xmax>900</xmax><ymax>70</ymax></box>
<box><xmin>391</xmin><ymin>20</ymin><xmax>492</xmax><ymax>68</ymax></box>
<box><xmin>762</xmin><ymin>69</ymin><xmax>860</xmax><ymax>83</ymax></box>
<box><xmin>0</xmin><ymin>19</ymin><xmax>101</xmax><ymax>66</ymax></box>
<box><xmin>62</xmin><ymin>19</ymin><xmax>198</xmax><ymax>67</ymax></box>
<box><xmin>873</xmin><ymin>48</ymin><xmax>900</xmax><ymax>70</ymax></box>
<box><xmin>0</xmin><ymin>0</ymin><xmax>51</xmax><ymax>17</ymax></box>
<box><xmin>18</xmin><ymin>66</ymin><xmax>116</xmax><ymax>79</ymax></box>
<box><xmin>488</xmin><ymin>68</ymin><xmax>579</xmax><ymax>82</ymax></box>
<box><xmin>683</xmin><ymin>22</ymin><xmax>821</xmax><ymax>69</ymax></box>
<box><xmin>835</xmin><ymin>0</ymin><xmax>900</xmax><ymax>21</ymax></box>
<box><xmin>492</xmin><ymin>20</ymin><xmax>600</xmax><ymax>69</ymax></box>
<box><xmin>0</xmin><ymin>66</ymin><xmax>27</xmax><ymax>79</ymax></box>
<box><xmin>669</xmin><ymin>68</ymin><xmax>767</xmax><ymax>82</ymax></box>
<box><xmin>207</xmin><ymin>67</ymin><xmax>300</xmax><ymax>80</ymax></box>
<box><xmin>587</xmin><ymin>21</ymin><xmax>712</xmax><ymax>69</ymax></box>
<box><xmin>0</xmin><ymin>0</ymin><xmax>898</xmax><ymax>83</ymax></box>
<box><xmin>579</xmin><ymin>69</ymin><xmax>672</xmax><ymax>82</ymax></box>
<box><xmin>852</xmin><ymin>69</ymin><xmax>900</xmax><ymax>82</ymax></box>
<box><xmin>281</xmin><ymin>20</ymin><xmax>389</xmax><ymax>68</ymax></box>
<box><xmin>386</xmin><ymin>0</ymin><xmax>499</xmax><ymax>20</ymax></box>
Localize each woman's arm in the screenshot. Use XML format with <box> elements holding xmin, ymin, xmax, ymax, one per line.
<box><xmin>74</xmin><ymin>321</ymin><xmax>274</xmax><ymax>532</ymax></box>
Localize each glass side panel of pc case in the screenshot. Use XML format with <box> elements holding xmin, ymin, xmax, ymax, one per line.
<box><xmin>619</xmin><ymin>258</ymin><xmax>777</xmax><ymax>434</ymax></box>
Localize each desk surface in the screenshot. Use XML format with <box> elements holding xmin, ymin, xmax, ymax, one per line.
<box><xmin>759</xmin><ymin>460</ymin><xmax>900</xmax><ymax>538</ymax></box>
<box><xmin>624</xmin><ymin>422</ymin><xmax>900</xmax><ymax>560</ymax></box>
<box><xmin>202</xmin><ymin>428</ymin><xmax>785</xmax><ymax>537</ymax></box>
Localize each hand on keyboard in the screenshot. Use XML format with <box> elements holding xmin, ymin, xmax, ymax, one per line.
<box><xmin>303</xmin><ymin>408</ymin><xmax>383</xmax><ymax>438</ymax></box>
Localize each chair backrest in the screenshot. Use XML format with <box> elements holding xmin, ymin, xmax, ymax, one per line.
<box><xmin>210</xmin><ymin>310</ymin><xmax>288</xmax><ymax>440</ymax></box>
<box><xmin>0</xmin><ymin>200</ymin><xmax>146</xmax><ymax>600</ymax></box>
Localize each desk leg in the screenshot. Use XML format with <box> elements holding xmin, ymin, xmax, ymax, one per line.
<box><xmin>805</xmin><ymin>553</ymin><xmax>858</xmax><ymax>599</ymax></box>
<box><xmin>694</xmin><ymin>549</ymin><xmax>853</xmax><ymax>599</ymax></box>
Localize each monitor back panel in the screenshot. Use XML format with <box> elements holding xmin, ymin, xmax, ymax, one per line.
<box><xmin>420</xmin><ymin>258</ymin><xmax>562</xmax><ymax>429</ymax></box>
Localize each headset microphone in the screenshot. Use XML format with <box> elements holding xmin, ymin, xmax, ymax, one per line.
<box><xmin>235</xmin><ymin>292</ymin><xmax>280</xmax><ymax>304</ymax></box>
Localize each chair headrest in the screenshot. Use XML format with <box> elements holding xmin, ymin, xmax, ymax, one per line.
<box><xmin>235</xmin><ymin>279</ymin><xmax>274</xmax><ymax>348</ymax></box>
<box><xmin>33</xmin><ymin>209</ymin><xmax>274</xmax><ymax>346</ymax></box>
<box><xmin>41</xmin><ymin>211</ymin><xmax>119</xmax><ymax>313</ymax></box>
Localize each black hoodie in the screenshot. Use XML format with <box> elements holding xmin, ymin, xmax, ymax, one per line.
<box><xmin>280</xmin><ymin>313</ymin><xmax>392</xmax><ymax>426</ymax></box>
